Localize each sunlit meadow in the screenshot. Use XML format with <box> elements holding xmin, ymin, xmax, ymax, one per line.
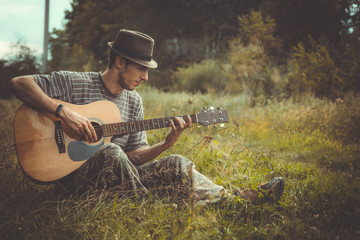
<box><xmin>1</xmin><ymin>87</ymin><xmax>359</xmax><ymax>239</ymax></box>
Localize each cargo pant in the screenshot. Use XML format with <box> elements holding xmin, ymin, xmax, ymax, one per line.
<box><xmin>56</xmin><ymin>143</ymin><xmax>227</xmax><ymax>201</ymax></box>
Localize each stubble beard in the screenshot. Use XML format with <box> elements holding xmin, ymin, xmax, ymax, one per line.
<box><xmin>117</xmin><ymin>68</ymin><xmax>135</xmax><ymax>91</ymax></box>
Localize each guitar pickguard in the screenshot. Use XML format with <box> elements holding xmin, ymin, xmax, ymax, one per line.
<box><xmin>67</xmin><ymin>139</ymin><xmax>105</xmax><ymax>161</ymax></box>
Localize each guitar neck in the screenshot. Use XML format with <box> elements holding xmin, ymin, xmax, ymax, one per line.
<box><xmin>102</xmin><ymin>114</ymin><xmax>198</xmax><ymax>136</ymax></box>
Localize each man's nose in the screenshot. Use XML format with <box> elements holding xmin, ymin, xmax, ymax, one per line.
<box><xmin>141</xmin><ymin>70</ymin><xmax>148</xmax><ymax>81</ymax></box>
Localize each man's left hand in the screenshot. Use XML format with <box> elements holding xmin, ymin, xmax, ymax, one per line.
<box><xmin>165</xmin><ymin>115</ymin><xmax>192</xmax><ymax>148</ymax></box>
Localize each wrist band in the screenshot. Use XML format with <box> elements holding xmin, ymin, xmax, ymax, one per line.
<box><xmin>54</xmin><ymin>104</ymin><xmax>64</xmax><ymax>118</ymax></box>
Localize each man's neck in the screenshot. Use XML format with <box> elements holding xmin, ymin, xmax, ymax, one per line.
<box><xmin>101</xmin><ymin>68</ymin><xmax>124</xmax><ymax>95</ymax></box>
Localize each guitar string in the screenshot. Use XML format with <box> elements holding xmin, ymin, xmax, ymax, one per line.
<box><xmin>91</xmin><ymin>114</ymin><xmax>200</xmax><ymax>136</ymax></box>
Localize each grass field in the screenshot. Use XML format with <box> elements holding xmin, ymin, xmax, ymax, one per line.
<box><xmin>1</xmin><ymin>88</ymin><xmax>359</xmax><ymax>239</ymax></box>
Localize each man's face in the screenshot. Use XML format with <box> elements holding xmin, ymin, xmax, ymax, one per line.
<box><xmin>118</xmin><ymin>61</ymin><xmax>149</xmax><ymax>91</ymax></box>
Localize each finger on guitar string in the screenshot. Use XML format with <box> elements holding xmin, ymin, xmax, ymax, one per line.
<box><xmin>82</xmin><ymin>120</ymin><xmax>97</xmax><ymax>142</ymax></box>
<box><xmin>78</xmin><ymin>130</ymin><xmax>84</xmax><ymax>141</ymax></box>
<box><xmin>174</xmin><ymin>117</ymin><xmax>185</xmax><ymax>129</ymax></box>
<box><xmin>184</xmin><ymin>115</ymin><xmax>192</xmax><ymax>128</ymax></box>
<box><xmin>90</xmin><ymin>126</ymin><xmax>98</xmax><ymax>142</ymax></box>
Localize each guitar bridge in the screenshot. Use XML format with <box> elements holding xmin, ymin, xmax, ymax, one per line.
<box><xmin>54</xmin><ymin>121</ymin><xmax>66</xmax><ymax>153</ymax></box>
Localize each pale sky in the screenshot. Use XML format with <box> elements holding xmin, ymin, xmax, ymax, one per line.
<box><xmin>0</xmin><ymin>0</ymin><xmax>71</xmax><ymax>59</ymax></box>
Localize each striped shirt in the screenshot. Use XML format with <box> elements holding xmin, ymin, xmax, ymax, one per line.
<box><xmin>33</xmin><ymin>71</ymin><xmax>148</xmax><ymax>152</ymax></box>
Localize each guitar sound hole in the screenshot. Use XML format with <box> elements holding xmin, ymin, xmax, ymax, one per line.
<box><xmin>91</xmin><ymin>122</ymin><xmax>103</xmax><ymax>142</ymax></box>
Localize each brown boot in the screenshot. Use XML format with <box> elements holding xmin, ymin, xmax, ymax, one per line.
<box><xmin>234</xmin><ymin>177</ymin><xmax>285</xmax><ymax>204</ymax></box>
<box><xmin>236</xmin><ymin>188</ymin><xmax>259</xmax><ymax>203</ymax></box>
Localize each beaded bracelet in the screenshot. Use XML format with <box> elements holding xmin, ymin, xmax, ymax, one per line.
<box><xmin>54</xmin><ymin>104</ymin><xmax>64</xmax><ymax>118</ymax></box>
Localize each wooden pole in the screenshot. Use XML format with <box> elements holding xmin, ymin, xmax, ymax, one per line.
<box><xmin>41</xmin><ymin>0</ymin><xmax>49</xmax><ymax>73</ymax></box>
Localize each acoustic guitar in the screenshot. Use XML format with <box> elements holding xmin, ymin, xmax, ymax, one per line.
<box><xmin>14</xmin><ymin>99</ymin><xmax>229</xmax><ymax>183</ymax></box>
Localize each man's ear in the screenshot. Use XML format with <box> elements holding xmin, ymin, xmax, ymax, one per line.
<box><xmin>115</xmin><ymin>55</ymin><xmax>125</xmax><ymax>70</ymax></box>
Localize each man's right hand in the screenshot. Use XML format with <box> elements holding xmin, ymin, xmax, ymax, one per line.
<box><xmin>59</xmin><ymin>106</ymin><xmax>98</xmax><ymax>142</ymax></box>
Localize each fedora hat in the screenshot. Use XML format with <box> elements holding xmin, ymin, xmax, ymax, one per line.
<box><xmin>108</xmin><ymin>29</ymin><xmax>157</xmax><ymax>68</ymax></box>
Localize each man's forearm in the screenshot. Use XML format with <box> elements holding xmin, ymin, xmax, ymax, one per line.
<box><xmin>126</xmin><ymin>116</ymin><xmax>192</xmax><ymax>165</ymax></box>
<box><xmin>8</xmin><ymin>75</ymin><xmax>59</xmax><ymax>114</ymax></box>
<box><xmin>125</xmin><ymin>140</ymin><xmax>171</xmax><ymax>165</ymax></box>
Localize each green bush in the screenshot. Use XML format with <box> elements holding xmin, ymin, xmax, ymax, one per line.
<box><xmin>225</xmin><ymin>11</ymin><xmax>286</xmax><ymax>104</ymax></box>
<box><xmin>286</xmin><ymin>36</ymin><xmax>343</xmax><ymax>100</ymax></box>
<box><xmin>173</xmin><ymin>59</ymin><xmax>227</xmax><ymax>94</ymax></box>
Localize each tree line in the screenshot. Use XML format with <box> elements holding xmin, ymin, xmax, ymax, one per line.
<box><xmin>0</xmin><ymin>0</ymin><xmax>359</xmax><ymax>100</ymax></box>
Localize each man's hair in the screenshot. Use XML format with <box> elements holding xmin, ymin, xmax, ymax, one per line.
<box><xmin>109</xmin><ymin>49</ymin><xmax>133</xmax><ymax>68</ymax></box>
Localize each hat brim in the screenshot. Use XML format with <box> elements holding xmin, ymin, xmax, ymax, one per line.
<box><xmin>108</xmin><ymin>42</ymin><xmax>157</xmax><ymax>69</ymax></box>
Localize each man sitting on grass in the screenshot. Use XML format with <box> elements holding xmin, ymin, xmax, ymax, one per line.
<box><xmin>9</xmin><ymin>29</ymin><xmax>284</xmax><ymax>205</ymax></box>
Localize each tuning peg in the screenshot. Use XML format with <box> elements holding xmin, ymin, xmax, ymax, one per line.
<box><xmin>214</xmin><ymin>124</ymin><xmax>218</xmax><ymax>128</ymax></box>
<box><xmin>209</xmin><ymin>106</ymin><xmax>215</xmax><ymax>111</ymax></box>
<box><xmin>203</xmin><ymin>106</ymin><xmax>207</xmax><ymax>110</ymax></box>
<box><xmin>220</xmin><ymin>123</ymin><xmax>225</xmax><ymax>128</ymax></box>
<box><xmin>217</xmin><ymin>107</ymin><xmax>222</xmax><ymax>110</ymax></box>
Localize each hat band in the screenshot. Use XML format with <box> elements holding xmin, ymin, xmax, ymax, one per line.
<box><xmin>114</xmin><ymin>44</ymin><xmax>152</xmax><ymax>62</ymax></box>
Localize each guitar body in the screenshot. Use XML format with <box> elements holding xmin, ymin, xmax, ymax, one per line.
<box><xmin>14</xmin><ymin>99</ymin><xmax>122</xmax><ymax>183</ymax></box>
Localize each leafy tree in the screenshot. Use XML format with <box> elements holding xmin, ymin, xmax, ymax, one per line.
<box><xmin>335</xmin><ymin>31</ymin><xmax>360</xmax><ymax>94</ymax></box>
<box><xmin>53</xmin><ymin>0</ymin><xmax>262</xmax><ymax>69</ymax></box>
<box><xmin>226</xmin><ymin>11</ymin><xmax>284</xmax><ymax>103</ymax></box>
<box><xmin>259</xmin><ymin>0</ymin><xmax>358</xmax><ymax>50</ymax></box>
<box><xmin>49</xmin><ymin>29</ymin><xmax>99</xmax><ymax>72</ymax></box>
<box><xmin>286</xmin><ymin>36</ymin><xmax>344</xmax><ymax>99</ymax></box>
<box><xmin>0</xmin><ymin>42</ymin><xmax>39</xmax><ymax>99</ymax></box>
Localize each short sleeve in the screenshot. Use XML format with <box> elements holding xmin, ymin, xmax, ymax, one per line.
<box><xmin>33</xmin><ymin>71</ymin><xmax>73</xmax><ymax>102</ymax></box>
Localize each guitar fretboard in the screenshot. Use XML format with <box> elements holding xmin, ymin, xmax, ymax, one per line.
<box><xmin>102</xmin><ymin>114</ymin><xmax>198</xmax><ymax>136</ymax></box>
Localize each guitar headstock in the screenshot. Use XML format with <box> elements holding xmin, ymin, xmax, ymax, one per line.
<box><xmin>196</xmin><ymin>106</ymin><xmax>229</xmax><ymax>126</ymax></box>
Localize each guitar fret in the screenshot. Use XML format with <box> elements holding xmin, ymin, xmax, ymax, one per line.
<box><xmin>164</xmin><ymin>117</ymin><xmax>170</xmax><ymax>127</ymax></box>
<box><xmin>124</xmin><ymin>122</ymin><xmax>129</xmax><ymax>132</ymax></box>
<box><xmin>128</xmin><ymin>122</ymin><xmax>133</xmax><ymax>132</ymax></box>
<box><xmin>120</xmin><ymin>123</ymin><xmax>124</xmax><ymax>134</ymax></box>
<box><xmin>160</xmin><ymin>118</ymin><xmax>164</xmax><ymax>128</ymax></box>
<box><xmin>101</xmin><ymin>125</ymin><xmax>106</xmax><ymax>136</ymax></box>
<box><xmin>138</xmin><ymin>120</ymin><xmax>141</xmax><ymax>131</ymax></box>
<box><xmin>131</xmin><ymin>121</ymin><xmax>135</xmax><ymax>132</ymax></box>
<box><xmin>124</xmin><ymin>123</ymin><xmax>129</xmax><ymax>133</ymax></box>
<box><xmin>141</xmin><ymin>120</ymin><xmax>145</xmax><ymax>131</ymax></box>
<box><xmin>120</xmin><ymin>123</ymin><xmax>125</xmax><ymax>134</ymax></box>
<box><xmin>105</xmin><ymin>124</ymin><xmax>110</xmax><ymax>136</ymax></box>
<box><xmin>149</xmin><ymin>119</ymin><xmax>154</xmax><ymax>130</ymax></box>
<box><xmin>135</xmin><ymin>121</ymin><xmax>139</xmax><ymax>132</ymax></box>
<box><xmin>192</xmin><ymin>114</ymin><xmax>198</xmax><ymax>123</ymax></box>
<box><xmin>133</xmin><ymin>121</ymin><xmax>137</xmax><ymax>132</ymax></box>
<box><xmin>116</xmin><ymin>123</ymin><xmax>121</xmax><ymax>134</ymax></box>
<box><xmin>112</xmin><ymin>123</ymin><xmax>117</xmax><ymax>134</ymax></box>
